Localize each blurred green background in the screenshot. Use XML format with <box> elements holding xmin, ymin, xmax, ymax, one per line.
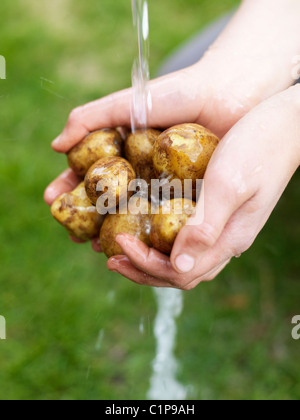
<box><xmin>0</xmin><ymin>0</ymin><xmax>299</xmax><ymax>400</ymax></box>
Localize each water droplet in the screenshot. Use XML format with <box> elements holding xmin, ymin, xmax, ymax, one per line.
<box><xmin>107</xmin><ymin>290</ymin><xmax>116</xmax><ymax>303</ymax></box>
<box><xmin>139</xmin><ymin>316</ymin><xmax>145</xmax><ymax>334</ymax></box>
<box><xmin>95</xmin><ymin>329</ymin><xmax>104</xmax><ymax>351</ymax></box>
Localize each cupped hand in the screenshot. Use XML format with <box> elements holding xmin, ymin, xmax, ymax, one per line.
<box><xmin>44</xmin><ymin>60</ymin><xmax>249</xmax><ymax>251</ymax></box>
<box><xmin>108</xmin><ymin>86</ymin><xmax>300</xmax><ymax>289</ymax></box>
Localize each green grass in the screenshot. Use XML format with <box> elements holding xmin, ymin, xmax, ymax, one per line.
<box><xmin>0</xmin><ymin>0</ymin><xmax>299</xmax><ymax>400</ymax></box>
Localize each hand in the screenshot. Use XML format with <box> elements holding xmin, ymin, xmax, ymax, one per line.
<box><xmin>44</xmin><ymin>0</ymin><xmax>300</xmax><ymax>249</ymax></box>
<box><xmin>109</xmin><ymin>85</ymin><xmax>300</xmax><ymax>289</ymax></box>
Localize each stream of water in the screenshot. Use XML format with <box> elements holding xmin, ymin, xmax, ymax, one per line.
<box><xmin>131</xmin><ymin>0</ymin><xmax>187</xmax><ymax>400</ymax></box>
<box><xmin>147</xmin><ymin>288</ymin><xmax>187</xmax><ymax>400</ymax></box>
<box><xmin>131</xmin><ymin>0</ymin><xmax>152</xmax><ymax>132</ymax></box>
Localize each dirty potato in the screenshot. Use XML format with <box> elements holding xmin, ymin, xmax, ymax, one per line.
<box><xmin>150</xmin><ymin>198</ymin><xmax>196</xmax><ymax>255</ymax></box>
<box><xmin>67</xmin><ymin>129</ymin><xmax>122</xmax><ymax>177</ymax></box>
<box><xmin>100</xmin><ymin>197</ymin><xmax>152</xmax><ymax>258</ymax></box>
<box><xmin>84</xmin><ymin>156</ymin><xmax>136</xmax><ymax>209</ymax></box>
<box><xmin>124</xmin><ymin>129</ymin><xmax>161</xmax><ymax>185</ymax></box>
<box><xmin>153</xmin><ymin>123</ymin><xmax>220</xmax><ymax>191</ymax></box>
<box><xmin>51</xmin><ymin>182</ymin><xmax>104</xmax><ymax>241</ymax></box>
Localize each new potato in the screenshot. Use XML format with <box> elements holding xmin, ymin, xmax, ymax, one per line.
<box><xmin>100</xmin><ymin>197</ymin><xmax>152</xmax><ymax>258</ymax></box>
<box><xmin>153</xmin><ymin>123</ymin><xmax>220</xmax><ymax>192</ymax></box>
<box><xmin>67</xmin><ymin>129</ymin><xmax>122</xmax><ymax>177</ymax></box>
<box><xmin>84</xmin><ymin>156</ymin><xmax>136</xmax><ymax>209</ymax></box>
<box><xmin>51</xmin><ymin>122</ymin><xmax>220</xmax><ymax>260</ymax></box>
<box><xmin>51</xmin><ymin>182</ymin><xmax>104</xmax><ymax>241</ymax></box>
<box><xmin>124</xmin><ymin>129</ymin><xmax>161</xmax><ymax>185</ymax></box>
<box><xmin>151</xmin><ymin>198</ymin><xmax>196</xmax><ymax>255</ymax></box>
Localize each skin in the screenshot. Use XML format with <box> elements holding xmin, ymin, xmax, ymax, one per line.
<box><xmin>45</xmin><ymin>0</ymin><xmax>300</xmax><ymax>288</ymax></box>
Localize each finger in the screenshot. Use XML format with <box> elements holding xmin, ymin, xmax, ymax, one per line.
<box><xmin>182</xmin><ymin>195</ymin><xmax>262</xmax><ymax>285</ymax></box>
<box><xmin>51</xmin><ymin>89</ymin><xmax>131</xmax><ymax>152</ymax></box>
<box><xmin>91</xmin><ymin>238</ymin><xmax>102</xmax><ymax>253</ymax></box>
<box><xmin>70</xmin><ymin>236</ymin><xmax>86</xmax><ymax>244</ymax></box>
<box><xmin>185</xmin><ymin>258</ymin><xmax>231</xmax><ymax>290</ymax></box>
<box><xmin>51</xmin><ymin>68</ymin><xmax>203</xmax><ymax>153</ymax></box>
<box><xmin>171</xmin><ymin>161</ymin><xmax>256</xmax><ymax>274</ymax></box>
<box><xmin>107</xmin><ymin>255</ymin><xmax>174</xmax><ymax>288</ymax></box>
<box><xmin>114</xmin><ymin>235</ymin><xmax>230</xmax><ymax>290</ymax></box>
<box><xmin>115</xmin><ymin>234</ymin><xmax>188</xmax><ymax>287</ymax></box>
<box><xmin>44</xmin><ymin>169</ymin><xmax>81</xmax><ymax>205</ymax></box>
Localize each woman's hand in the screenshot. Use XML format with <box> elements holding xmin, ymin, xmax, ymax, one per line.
<box><xmin>108</xmin><ymin>85</ymin><xmax>300</xmax><ymax>289</ymax></box>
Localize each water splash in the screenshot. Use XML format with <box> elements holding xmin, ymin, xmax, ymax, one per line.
<box><xmin>147</xmin><ymin>288</ymin><xmax>187</xmax><ymax>400</ymax></box>
<box><xmin>131</xmin><ymin>0</ymin><xmax>152</xmax><ymax>132</ymax></box>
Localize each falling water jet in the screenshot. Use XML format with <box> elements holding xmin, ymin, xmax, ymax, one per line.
<box><xmin>131</xmin><ymin>0</ymin><xmax>152</xmax><ymax>133</ymax></box>
<box><xmin>130</xmin><ymin>0</ymin><xmax>187</xmax><ymax>400</ymax></box>
<box><xmin>147</xmin><ymin>288</ymin><xmax>187</xmax><ymax>400</ymax></box>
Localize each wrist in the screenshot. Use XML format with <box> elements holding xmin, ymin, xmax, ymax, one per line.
<box><xmin>197</xmin><ymin>0</ymin><xmax>300</xmax><ymax>111</ymax></box>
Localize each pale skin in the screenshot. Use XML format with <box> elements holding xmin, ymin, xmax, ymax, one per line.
<box><xmin>45</xmin><ymin>0</ymin><xmax>300</xmax><ymax>289</ymax></box>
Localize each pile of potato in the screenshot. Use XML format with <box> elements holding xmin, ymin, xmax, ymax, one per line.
<box><xmin>51</xmin><ymin>124</ymin><xmax>220</xmax><ymax>258</ymax></box>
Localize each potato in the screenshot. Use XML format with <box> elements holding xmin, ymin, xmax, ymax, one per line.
<box><xmin>124</xmin><ymin>129</ymin><xmax>161</xmax><ymax>185</ymax></box>
<box><xmin>153</xmin><ymin>123</ymin><xmax>220</xmax><ymax>191</ymax></box>
<box><xmin>67</xmin><ymin>129</ymin><xmax>122</xmax><ymax>177</ymax></box>
<box><xmin>84</xmin><ymin>156</ymin><xmax>136</xmax><ymax>209</ymax></box>
<box><xmin>150</xmin><ymin>198</ymin><xmax>196</xmax><ymax>255</ymax></box>
<box><xmin>100</xmin><ymin>197</ymin><xmax>152</xmax><ymax>258</ymax></box>
<box><xmin>51</xmin><ymin>182</ymin><xmax>104</xmax><ymax>241</ymax></box>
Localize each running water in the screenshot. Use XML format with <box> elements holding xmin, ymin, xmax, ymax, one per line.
<box><xmin>131</xmin><ymin>0</ymin><xmax>152</xmax><ymax>132</ymax></box>
<box><xmin>131</xmin><ymin>0</ymin><xmax>187</xmax><ymax>400</ymax></box>
<box><xmin>147</xmin><ymin>289</ymin><xmax>187</xmax><ymax>400</ymax></box>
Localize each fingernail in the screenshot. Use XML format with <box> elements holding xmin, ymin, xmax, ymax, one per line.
<box><xmin>175</xmin><ymin>254</ymin><xmax>195</xmax><ymax>273</ymax></box>
<box><xmin>52</xmin><ymin>135</ymin><xmax>61</xmax><ymax>147</ymax></box>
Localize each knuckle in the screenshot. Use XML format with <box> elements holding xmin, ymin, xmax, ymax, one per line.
<box><xmin>68</xmin><ymin>106</ymin><xmax>83</xmax><ymax>125</ymax></box>
<box><xmin>241</xmin><ymin>235</ymin><xmax>256</xmax><ymax>253</ymax></box>
<box><xmin>189</xmin><ymin>223</ymin><xmax>218</xmax><ymax>249</ymax></box>
<box><xmin>231</xmin><ymin>234</ymin><xmax>256</xmax><ymax>256</ymax></box>
<box><xmin>170</xmin><ymin>275</ymin><xmax>193</xmax><ymax>291</ymax></box>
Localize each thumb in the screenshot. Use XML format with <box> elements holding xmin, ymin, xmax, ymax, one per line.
<box><xmin>170</xmin><ymin>169</ymin><xmax>254</xmax><ymax>274</ymax></box>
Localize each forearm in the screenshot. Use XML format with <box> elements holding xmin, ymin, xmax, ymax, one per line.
<box><xmin>196</xmin><ymin>0</ymin><xmax>300</xmax><ymax>115</ymax></box>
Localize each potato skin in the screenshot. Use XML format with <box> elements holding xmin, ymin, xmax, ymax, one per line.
<box><xmin>153</xmin><ymin>123</ymin><xmax>220</xmax><ymax>189</ymax></box>
<box><xmin>84</xmin><ymin>156</ymin><xmax>136</xmax><ymax>208</ymax></box>
<box><xmin>150</xmin><ymin>198</ymin><xmax>196</xmax><ymax>255</ymax></box>
<box><xmin>67</xmin><ymin>129</ymin><xmax>122</xmax><ymax>177</ymax></box>
<box><xmin>50</xmin><ymin>182</ymin><xmax>104</xmax><ymax>241</ymax></box>
<box><xmin>100</xmin><ymin>198</ymin><xmax>152</xmax><ymax>258</ymax></box>
<box><xmin>124</xmin><ymin>129</ymin><xmax>161</xmax><ymax>185</ymax></box>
